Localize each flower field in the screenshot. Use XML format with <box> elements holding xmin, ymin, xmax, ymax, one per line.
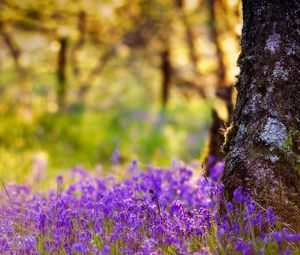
<box><xmin>0</xmin><ymin>158</ymin><xmax>299</xmax><ymax>254</ymax></box>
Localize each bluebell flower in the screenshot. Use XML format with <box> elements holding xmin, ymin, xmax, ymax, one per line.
<box><xmin>111</xmin><ymin>149</ymin><xmax>120</xmax><ymax>164</ymax></box>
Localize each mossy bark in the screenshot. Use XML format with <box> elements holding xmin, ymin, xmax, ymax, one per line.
<box><xmin>222</xmin><ymin>0</ymin><xmax>300</xmax><ymax>231</ymax></box>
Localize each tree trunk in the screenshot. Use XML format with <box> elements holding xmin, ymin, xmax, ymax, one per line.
<box><xmin>222</xmin><ymin>0</ymin><xmax>300</xmax><ymax>231</ymax></box>
<box><xmin>204</xmin><ymin>0</ymin><xmax>233</xmax><ymax>174</ymax></box>
<box><xmin>161</xmin><ymin>47</ymin><xmax>172</xmax><ymax>108</ymax></box>
<box><xmin>205</xmin><ymin>86</ymin><xmax>233</xmax><ymax>176</ymax></box>
<box><xmin>57</xmin><ymin>37</ymin><xmax>68</xmax><ymax>109</ymax></box>
<box><xmin>0</xmin><ymin>22</ymin><xmax>30</xmax><ymax>113</ymax></box>
<box><xmin>204</xmin><ymin>109</ymin><xmax>226</xmax><ymax>174</ymax></box>
<box><xmin>175</xmin><ymin>0</ymin><xmax>200</xmax><ymax>78</ymax></box>
<box><xmin>207</xmin><ymin>0</ymin><xmax>226</xmax><ymax>88</ymax></box>
<box><xmin>71</xmin><ymin>10</ymin><xmax>86</xmax><ymax>78</ymax></box>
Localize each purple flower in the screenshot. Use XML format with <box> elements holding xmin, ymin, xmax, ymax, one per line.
<box><xmin>206</xmin><ymin>155</ymin><xmax>216</xmax><ymax>166</ymax></box>
<box><xmin>271</xmin><ymin>232</ymin><xmax>283</xmax><ymax>243</ymax></box>
<box><xmin>56</xmin><ymin>175</ymin><xmax>63</xmax><ymax>184</ymax></box>
<box><xmin>233</xmin><ymin>187</ymin><xmax>244</xmax><ymax>203</ymax></box>
<box><xmin>234</xmin><ymin>239</ymin><xmax>254</xmax><ymax>255</ymax></box>
<box><xmin>0</xmin><ymin>159</ymin><xmax>299</xmax><ymax>254</ymax></box>
<box><xmin>282</xmin><ymin>228</ymin><xmax>300</xmax><ymax>242</ymax></box>
<box><xmin>209</xmin><ymin>161</ymin><xmax>224</xmax><ymax>182</ymax></box>
<box><xmin>24</xmin><ymin>235</ymin><xmax>37</xmax><ymax>250</ymax></box>
<box><xmin>72</xmin><ymin>243</ymin><xmax>85</xmax><ymax>253</ymax></box>
<box><xmin>0</xmin><ymin>237</ymin><xmax>10</xmax><ymax>251</ymax></box>
<box><xmin>128</xmin><ymin>160</ymin><xmax>138</xmax><ymax>174</ymax></box>
<box><xmin>111</xmin><ymin>149</ymin><xmax>120</xmax><ymax>164</ymax></box>
<box><xmin>226</xmin><ymin>202</ymin><xmax>234</xmax><ymax>212</ymax></box>
<box><xmin>120</xmin><ymin>248</ymin><xmax>134</xmax><ymax>254</ymax></box>
<box><xmin>284</xmin><ymin>247</ymin><xmax>291</xmax><ymax>255</ymax></box>
<box><xmin>170</xmin><ymin>200</ymin><xmax>184</xmax><ymax>215</ymax></box>
<box><xmin>39</xmin><ymin>213</ymin><xmax>46</xmax><ymax>232</ymax></box>
<box><xmin>101</xmin><ymin>245</ymin><xmax>111</xmax><ymax>255</ymax></box>
<box><xmin>265</xmin><ymin>208</ymin><xmax>277</xmax><ymax>225</ymax></box>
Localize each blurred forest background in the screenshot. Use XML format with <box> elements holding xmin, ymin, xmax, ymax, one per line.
<box><xmin>0</xmin><ymin>0</ymin><xmax>241</xmax><ymax>183</ymax></box>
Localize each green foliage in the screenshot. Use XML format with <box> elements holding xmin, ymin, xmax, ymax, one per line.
<box><xmin>284</xmin><ymin>130</ymin><xmax>300</xmax><ymax>151</ymax></box>
<box><xmin>0</xmin><ymin>96</ymin><xmax>212</xmax><ymax>182</ymax></box>
<box><xmin>284</xmin><ymin>130</ymin><xmax>300</xmax><ymax>172</ymax></box>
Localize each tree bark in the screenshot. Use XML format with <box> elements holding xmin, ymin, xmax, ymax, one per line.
<box><xmin>57</xmin><ymin>37</ymin><xmax>68</xmax><ymax>109</ymax></box>
<box><xmin>222</xmin><ymin>0</ymin><xmax>300</xmax><ymax>231</ymax></box>
<box><xmin>161</xmin><ymin>47</ymin><xmax>172</xmax><ymax>108</ymax></box>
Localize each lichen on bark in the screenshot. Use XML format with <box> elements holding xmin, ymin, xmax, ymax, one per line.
<box><xmin>265</xmin><ymin>33</ymin><xmax>281</xmax><ymax>54</ymax></box>
<box><xmin>272</xmin><ymin>62</ymin><xmax>289</xmax><ymax>81</ymax></box>
<box><xmin>259</xmin><ymin>117</ymin><xmax>288</xmax><ymax>148</ymax></box>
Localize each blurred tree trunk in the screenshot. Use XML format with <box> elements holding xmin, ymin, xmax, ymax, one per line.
<box><xmin>175</xmin><ymin>0</ymin><xmax>205</xmax><ymax>98</ymax></box>
<box><xmin>207</xmin><ymin>0</ymin><xmax>226</xmax><ymax>88</ymax></box>
<box><xmin>205</xmin><ymin>86</ymin><xmax>233</xmax><ymax>174</ymax></box>
<box><xmin>0</xmin><ymin>22</ymin><xmax>30</xmax><ymax>112</ymax></box>
<box><xmin>0</xmin><ymin>23</ymin><xmax>21</xmax><ymax>70</ymax></box>
<box><xmin>205</xmin><ymin>109</ymin><xmax>226</xmax><ymax>168</ymax></box>
<box><xmin>161</xmin><ymin>47</ymin><xmax>172</xmax><ymax>108</ymax></box>
<box><xmin>175</xmin><ymin>0</ymin><xmax>199</xmax><ymax>77</ymax></box>
<box><xmin>205</xmin><ymin>0</ymin><xmax>233</xmax><ymax>173</ymax></box>
<box><xmin>57</xmin><ymin>37</ymin><xmax>68</xmax><ymax>109</ymax></box>
<box><xmin>222</xmin><ymin>0</ymin><xmax>300</xmax><ymax>231</ymax></box>
<box><xmin>71</xmin><ymin>10</ymin><xmax>86</xmax><ymax>78</ymax></box>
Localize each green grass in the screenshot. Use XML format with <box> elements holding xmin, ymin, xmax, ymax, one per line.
<box><xmin>0</xmin><ymin>96</ymin><xmax>212</xmax><ymax>183</ymax></box>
